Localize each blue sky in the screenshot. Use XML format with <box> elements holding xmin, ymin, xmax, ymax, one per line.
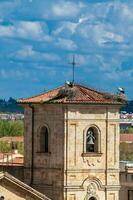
<box><xmin>0</xmin><ymin>0</ymin><xmax>133</xmax><ymax>99</ymax></box>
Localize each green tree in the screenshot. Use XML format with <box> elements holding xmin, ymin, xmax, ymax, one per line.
<box><xmin>0</xmin><ymin>120</ymin><xmax>24</xmax><ymax>137</ymax></box>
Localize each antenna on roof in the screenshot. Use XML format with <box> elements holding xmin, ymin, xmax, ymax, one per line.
<box><xmin>69</xmin><ymin>55</ymin><xmax>79</xmax><ymax>84</ymax></box>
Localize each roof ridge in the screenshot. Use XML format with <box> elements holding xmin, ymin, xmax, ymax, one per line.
<box><xmin>74</xmin><ymin>83</ymin><xmax>105</xmax><ymax>95</ymax></box>
<box><xmin>2</xmin><ymin>172</ymin><xmax>50</xmax><ymax>199</ymax></box>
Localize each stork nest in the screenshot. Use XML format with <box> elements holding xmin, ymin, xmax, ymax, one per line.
<box><xmin>103</xmin><ymin>92</ymin><xmax>127</xmax><ymax>103</ymax></box>
<box><xmin>54</xmin><ymin>86</ymin><xmax>77</xmax><ymax>100</ymax></box>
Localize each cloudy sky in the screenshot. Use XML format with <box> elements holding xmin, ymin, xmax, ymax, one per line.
<box><xmin>0</xmin><ymin>0</ymin><xmax>133</xmax><ymax>99</ymax></box>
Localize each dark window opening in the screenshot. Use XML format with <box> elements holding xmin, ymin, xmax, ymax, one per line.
<box><xmin>128</xmin><ymin>190</ymin><xmax>133</xmax><ymax>200</ymax></box>
<box><xmin>89</xmin><ymin>197</ymin><xmax>96</xmax><ymax>200</ymax></box>
<box><xmin>0</xmin><ymin>196</ymin><xmax>5</xmax><ymax>200</ymax></box>
<box><xmin>131</xmin><ymin>174</ymin><xmax>133</xmax><ymax>182</ymax></box>
<box><xmin>11</xmin><ymin>142</ymin><xmax>18</xmax><ymax>150</ymax></box>
<box><xmin>86</xmin><ymin>127</ymin><xmax>98</xmax><ymax>153</ymax></box>
<box><xmin>40</xmin><ymin>126</ymin><xmax>49</xmax><ymax>153</ymax></box>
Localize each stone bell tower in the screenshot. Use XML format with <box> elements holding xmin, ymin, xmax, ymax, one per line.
<box><xmin>18</xmin><ymin>83</ymin><xmax>125</xmax><ymax>200</ymax></box>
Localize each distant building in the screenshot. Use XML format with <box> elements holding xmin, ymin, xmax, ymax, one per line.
<box><xmin>120</xmin><ymin>134</ymin><xmax>133</xmax><ymax>160</ymax></box>
<box><xmin>0</xmin><ymin>113</ymin><xmax>24</xmax><ymax>121</ymax></box>
<box><xmin>0</xmin><ymin>139</ymin><xmax>49</xmax><ymax>199</ymax></box>
<box><xmin>120</xmin><ymin>134</ymin><xmax>133</xmax><ymax>144</ymax></box>
<box><xmin>0</xmin><ymin>136</ymin><xmax>24</xmax><ymax>181</ymax></box>
<box><xmin>0</xmin><ymin>151</ymin><xmax>24</xmax><ymax>166</ymax></box>
<box><xmin>0</xmin><ymin>136</ymin><xmax>24</xmax><ymax>166</ymax></box>
<box><xmin>120</xmin><ymin>161</ymin><xmax>133</xmax><ymax>200</ymax></box>
<box><xmin>120</xmin><ymin>134</ymin><xmax>133</xmax><ymax>200</ymax></box>
<box><xmin>0</xmin><ymin>136</ymin><xmax>23</xmax><ymax>143</ymax></box>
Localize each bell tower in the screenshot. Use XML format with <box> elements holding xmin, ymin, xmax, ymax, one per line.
<box><xmin>19</xmin><ymin>83</ymin><xmax>124</xmax><ymax>200</ymax></box>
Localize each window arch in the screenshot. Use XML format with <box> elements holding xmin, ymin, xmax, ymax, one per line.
<box><xmin>85</xmin><ymin>126</ymin><xmax>100</xmax><ymax>153</ymax></box>
<box><xmin>39</xmin><ymin>126</ymin><xmax>49</xmax><ymax>153</ymax></box>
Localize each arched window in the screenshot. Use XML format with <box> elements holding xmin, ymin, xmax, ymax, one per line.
<box><xmin>89</xmin><ymin>197</ymin><xmax>96</xmax><ymax>200</ymax></box>
<box><xmin>40</xmin><ymin>126</ymin><xmax>49</xmax><ymax>153</ymax></box>
<box><xmin>86</xmin><ymin>127</ymin><xmax>99</xmax><ymax>153</ymax></box>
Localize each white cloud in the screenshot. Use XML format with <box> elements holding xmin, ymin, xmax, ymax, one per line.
<box><xmin>15</xmin><ymin>21</ymin><xmax>43</xmax><ymax>38</ymax></box>
<box><xmin>96</xmin><ymin>55</ymin><xmax>121</xmax><ymax>72</ymax></box>
<box><xmin>0</xmin><ymin>21</ymin><xmax>51</xmax><ymax>41</ymax></box>
<box><xmin>52</xmin><ymin>1</ymin><xmax>84</xmax><ymax>18</ymax></box>
<box><xmin>0</xmin><ymin>25</ymin><xmax>14</xmax><ymax>37</ymax></box>
<box><xmin>42</xmin><ymin>53</ymin><xmax>60</xmax><ymax>62</ymax></box>
<box><xmin>105</xmin><ymin>69</ymin><xmax>133</xmax><ymax>81</ymax></box>
<box><xmin>43</xmin><ymin>1</ymin><xmax>85</xmax><ymax>19</ymax></box>
<box><xmin>53</xmin><ymin>21</ymin><xmax>78</xmax><ymax>36</ymax></box>
<box><xmin>78</xmin><ymin>16</ymin><xmax>91</xmax><ymax>24</ymax></box>
<box><xmin>121</xmin><ymin>4</ymin><xmax>133</xmax><ymax>20</ymax></box>
<box><xmin>16</xmin><ymin>46</ymin><xmax>35</xmax><ymax>57</ymax></box>
<box><xmin>94</xmin><ymin>24</ymin><xmax>124</xmax><ymax>45</ymax></box>
<box><xmin>55</xmin><ymin>38</ymin><xmax>77</xmax><ymax>51</ymax></box>
<box><xmin>103</xmin><ymin>31</ymin><xmax>123</xmax><ymax>43</ymax></box>
<box><xmin>76</xmin><ymin>21</ymin><xmax>124</xmax><ymax>47</ymax></box>
<box><xmin>0</xmin><ymin>68</ymin><xmax>28</xmax><ymax>80</ymax></box>
<box><xmin>53</xmin><ymin>1</ymin><xmax>130</xmax><ymax>65</ymax></box>
<box><xmin>15</xmin><ymin>45</ymin><xmax>61</xmax><ymax>62</ymax></box>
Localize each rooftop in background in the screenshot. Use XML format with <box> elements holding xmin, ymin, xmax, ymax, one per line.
<box><xmin>120</xmin><ymin>161</ymin><xmax>133</xmax><ymax>172</ymax></box>
<box><xmin>0</xmin><ymin>136</ymin><xmax>23</xmax><ymax>143</ymax></box>
<box><xmin>18</xmin><ymin>83</ymin><xmax>126</xmax><ymax>105</ymax></box>
<box><xmin>0</xmin><ymin>152</ymin><xmax>24</xmax><ymax>166</ymax></box>
<box><xmin>120</xmin><ymin>134</ymin><xmax>133</xmax><ymax>143</ymax></box>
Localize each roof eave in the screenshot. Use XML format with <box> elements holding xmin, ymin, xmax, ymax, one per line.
<box><xmin>17</xmin><ymin>101</ymin><xmax>124</xmax><ymax>106</ymax></box>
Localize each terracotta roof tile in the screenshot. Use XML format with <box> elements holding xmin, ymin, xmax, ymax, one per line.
<box><xmin>18</xmin><ymin>83</ymin><xmax>125</xmax><ymax>105</ymax></box>
<box><xmin>0</xmin><ymin>153</ymin><xmax>24</xmax><ymax>166</ymax></box>
<box><xmin>120</xmin><ymin>134</ymin><xmax>133</xmax><ymax>142</ymax></box>
<box><xmin>0</xmin><ymin>136</ymin><xmax>23</xmax><ymax>143</ymax></box>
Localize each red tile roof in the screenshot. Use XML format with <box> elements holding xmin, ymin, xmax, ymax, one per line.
<box><xmin>120</xmin><ymin>134</ymin><xmax>133</xmax><ymax>142</ymax></box>
<box><xmin>0</xmin><ymin>153</ymin><xmax>24</xmax><ymax>166</ymax></box>
<box><xmin>0</xmin><ymin>136</ymin><xmax>23</xmax><ymax>143</ymax></box>
<box><xmin>11</xmin><ymin>157</ymin><xmax>24</xmax><ymax>166</ymax></box>
<box><xmin>18</xmin><ymin>83</ymin><xmax>125</xmax><ymax>105</ymax></box>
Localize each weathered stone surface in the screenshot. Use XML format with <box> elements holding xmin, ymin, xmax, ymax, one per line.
<box><xmin>24</xmin><ymin>104</ymin><xmax>120</xmax><ymax>200</ymax></box>
<box><xmin>0</xmin><ymin>172</ymin><xmax>50</xmax><ymax>200</ymax></box>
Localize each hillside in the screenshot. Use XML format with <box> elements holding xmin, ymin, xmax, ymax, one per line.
<box><xmin>121</xmin><ymin>101</ymin><xmax>133</xmax><ymax>113</ymax></box>
<box><xmin>0</xmin><ymin>98</ymin><xmax>23</xmax><ymax>113</ymax></box>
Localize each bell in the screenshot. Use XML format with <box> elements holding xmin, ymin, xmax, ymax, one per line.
<box><xmin>87</xmin><ymin>137</ymin><xmax>94</xmax><ymax>145</ymax></box>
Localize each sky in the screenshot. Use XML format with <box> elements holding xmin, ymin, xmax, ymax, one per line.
<box><xmin>0</xmin><ymin>0</ymin><xmax>133</xmax><ymax>99</ymax></box>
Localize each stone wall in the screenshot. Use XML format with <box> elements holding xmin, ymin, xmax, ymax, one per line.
<box><xmin>0</xmin><ymin>185</ymin><xmax>25</xmax><ymax>200</ymax></box>
<box><xmin>120</xmin><ymin>171</ymin><xmax>133</xmax><ymax>200</ymax></box>
<box><xmin>0</xmin><ymin>165</ymin><xmax>24</xmax><ymax>181</ymax></box>
<box><xmin>64</xmin><ymin>105</ymin><xmax>120</xmax><ymax>200</ymax></box>
<box><xmin>24</xmin><ymin>104</ymin><xmax>120</xmax><ymax>200</ymax></box>
<box><xmin>24</xmin><ymin>104</ymin><xmax>65</xmax><ymax>200</ymax></box>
